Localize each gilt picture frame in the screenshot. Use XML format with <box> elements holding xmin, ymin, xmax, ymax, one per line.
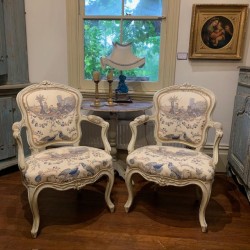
<box><xmin>189</xmin><ymin>4</ymin><xmax>249</xmax><ymax>60</ymax></box>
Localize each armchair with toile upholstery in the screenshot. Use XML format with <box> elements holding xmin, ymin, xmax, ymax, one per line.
<box><xmin>124</xmin><ymin>83</ymin><xmax>223</xmax><ymax>232</ymax></box>
<box><xmin>12</xmin><ymin>80</ymin><xmax>115</xmax><ymax>238</ymax></box>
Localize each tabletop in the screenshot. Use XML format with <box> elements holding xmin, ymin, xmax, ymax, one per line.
<box><xmin>81</xmin><ymin>100</ymin><xmax>153</xmax><ymax>113</ymax></box>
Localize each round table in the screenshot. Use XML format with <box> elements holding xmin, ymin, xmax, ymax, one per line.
<box><xmin>81</xmin><ymin>100</ymin><xmax>153</xmax><ymax>179</ymax></box>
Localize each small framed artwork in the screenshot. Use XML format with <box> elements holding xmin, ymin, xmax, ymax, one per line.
<box><xmin>189</xmin><ymin>4</ymin><xmax>249</xmax><ymax>60</ymax></box>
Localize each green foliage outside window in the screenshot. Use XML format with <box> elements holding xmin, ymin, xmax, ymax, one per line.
<box><xmin>83</xmin><ymin>0</ymin><xmax>161</xmax><ymax>82</ymax></box>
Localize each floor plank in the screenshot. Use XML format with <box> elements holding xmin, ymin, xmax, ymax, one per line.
<box><xmin>0</xmin><ymin>166</ymin><xmax>250</xmax><ymax>250</ymax></box>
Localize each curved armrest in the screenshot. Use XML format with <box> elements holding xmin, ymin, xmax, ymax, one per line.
<box><xmin>128</xmin><ymin>115</ymin><xmax>151</xmax><ymax>154</ymax></box>
<box><xmin>82</xmin><ymin>114</ymin><xmax>111</xmax><ymax>154</ymax></box>
<box><xmin>12</xmin><ymin>121</ymin><xmax>26</xmax><ymax>171</ymax></box>
<box><xmin>209</xmin><ymin>121</ymin><xmax>223</xmax><ymax>166</ymax></box>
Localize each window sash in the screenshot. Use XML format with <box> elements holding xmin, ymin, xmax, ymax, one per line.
<box><xmin>66</xmin><ymin>0</ymin><xmax>180</xmax><ymax>98</ymax></box>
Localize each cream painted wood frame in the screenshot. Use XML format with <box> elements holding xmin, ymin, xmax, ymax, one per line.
<box><xmin>66</xmin><ymin>0</ymin><xmax>180</xmax><ymax>99</ymax></box>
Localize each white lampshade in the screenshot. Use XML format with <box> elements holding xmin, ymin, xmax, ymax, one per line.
<box><xmin>101</xmin><ymin>42</ymin><xmax>145</xmax><ymax>70</ymax></box>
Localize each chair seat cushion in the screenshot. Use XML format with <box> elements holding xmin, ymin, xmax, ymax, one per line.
<box><xmin>127</xmin><ymin>145</ymin><xmax>214</xmax><ymax>181</ymax></box>
<box><xmin>24</xmin><ymin>146</ymin><xmax>112</xmax><ymax>185</ymax></box>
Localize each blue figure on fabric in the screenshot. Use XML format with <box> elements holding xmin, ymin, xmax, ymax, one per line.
<box><xmin>116</xmin><ymin>74</ymin><xmax>128</xmax><ymax>94</ymax></box>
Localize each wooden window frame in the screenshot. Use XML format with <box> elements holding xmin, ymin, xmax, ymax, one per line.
<box><xmin>66</xmin><ymin>0</ymin><xmax>180</xmax><ymax>100</ymax></box>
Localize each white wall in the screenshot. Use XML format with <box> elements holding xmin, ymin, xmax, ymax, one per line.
<box><xmin>25</xmin><ymin>0</ymin><xmax>68</xmax><ymax>84</ymax></box>
<box><xmin>25</xmin><ymin>0</ymin><xmax>250</xmax><ymax>147</ymax></box>
<box><xmin>175</xmin><ymin>0</ymin><xmax>250</xmax><ymax>146</ymax></box>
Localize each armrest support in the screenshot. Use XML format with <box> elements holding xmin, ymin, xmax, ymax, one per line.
<box><xmin>128</xmin><ymin>115</ymin><xmax>151</xmax><ymax>154</ymax></box>
<box><xmin>12</xmin><ymin>120</ymin><xmax>26</xmax><ymax>171</ymax></box>
<box><xmin>209</xmin><ymin>121</ymin><xmax>223</xmax><ymax>166</ymax></box>
<box><xmin>81</xmin><ymin>114</ymin><xmax>111</xmax><ymax>154</ymax></box>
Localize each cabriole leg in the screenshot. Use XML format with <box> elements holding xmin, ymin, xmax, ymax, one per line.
<box><xmin>28</xmin><ymin>187</ymin><xmax>40</xmax><ymax>238</ymax></box>
<box><xmin>198</xmin><ymin>182</ymin><xmax>212</xmax><ymax>233</ymax></box>
<box><xmin>104</xmin><ymin>171</ymin><xmax>115</xmax><ymax>212</ymax></box>
<box><xmin>124</xmin><ymin>170</ymin><xmax>135</xmax><ymax>213</ymax></box>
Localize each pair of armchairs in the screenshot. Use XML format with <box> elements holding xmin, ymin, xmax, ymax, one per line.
<box><xmin>13</xmin><ymin>81</ymin><xmax>222</xmax><ymax>238</ymax></box>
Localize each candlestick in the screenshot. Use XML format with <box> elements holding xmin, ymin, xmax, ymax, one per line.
<box><xmin>93</xmin><ymin>71</ymin><xmax>100</xmax><ymax>81</ymax></box>
<box><xmin>91</xmin><ymin>71</ymin><xmax>104</xmax><ymax>107</ymax></box>
<box><xmin>107</xmin><ymin>70</ymin><xmax>113</xmax><ymax>81</ymax></box>
<box><xmin>105</xmin><ymin>70</ymin><xmax>117</xmax><ymax>106</ymax></box>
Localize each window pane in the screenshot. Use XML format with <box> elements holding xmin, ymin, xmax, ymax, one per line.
<box><xmin>85</xmin><ymin>0</ymin><xmax>122</xmax><ymax>16</ymax></box>
<box><xmin>124</xmin><ymin>0</ymin><xmax>162</xmax><ymax>16</ymax></box>
<box><xmin>122</xmin><ymin>20</ymin><xmax>161</xmax><ymax>82</ymax></box>
<box><xmin>84</xmin><ymin>20</ymin><xmax>120</xmax><ymax>79</ymax></box>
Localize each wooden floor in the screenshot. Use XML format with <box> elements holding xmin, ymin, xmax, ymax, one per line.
<box><xmin>0</xmin><ymin>166</ymin><xmax>250</xmax><ymax>250</ymax></box>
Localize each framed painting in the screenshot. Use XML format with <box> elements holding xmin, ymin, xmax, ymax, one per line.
<box><xmin>189</xmin><ymin>4</ymin><xmax>249</xmax><ymax>60</ymax></box>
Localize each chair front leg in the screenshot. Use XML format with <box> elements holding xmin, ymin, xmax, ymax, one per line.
<box><xmin>198</xmin><ymin>181</ymin><xmax>212</xmax><ymax>233</ymax></box>
<box><xmin>124</xmin><ymin>169</ymin><xmax>135</xmax><ymax>213</ymax></box>
<box><xmin>104</xmin><ymin>170</ymin><xmax>115</xmax><ymax>213</ymax></box>
<box><xmin>28</xmin><ymin>187</ymin><xmax>40</xmax><ymax>238</ymax></box>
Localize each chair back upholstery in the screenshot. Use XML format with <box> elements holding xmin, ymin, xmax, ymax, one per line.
<box><xmin>16</xmin><ymin>81</ymin><xmax>83</xmax><ymax>151</ymax></box>
<box><xmin>153</xmin><ymin>83</ymin><xmax>215</xmax><ymax>148</ymax></box>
